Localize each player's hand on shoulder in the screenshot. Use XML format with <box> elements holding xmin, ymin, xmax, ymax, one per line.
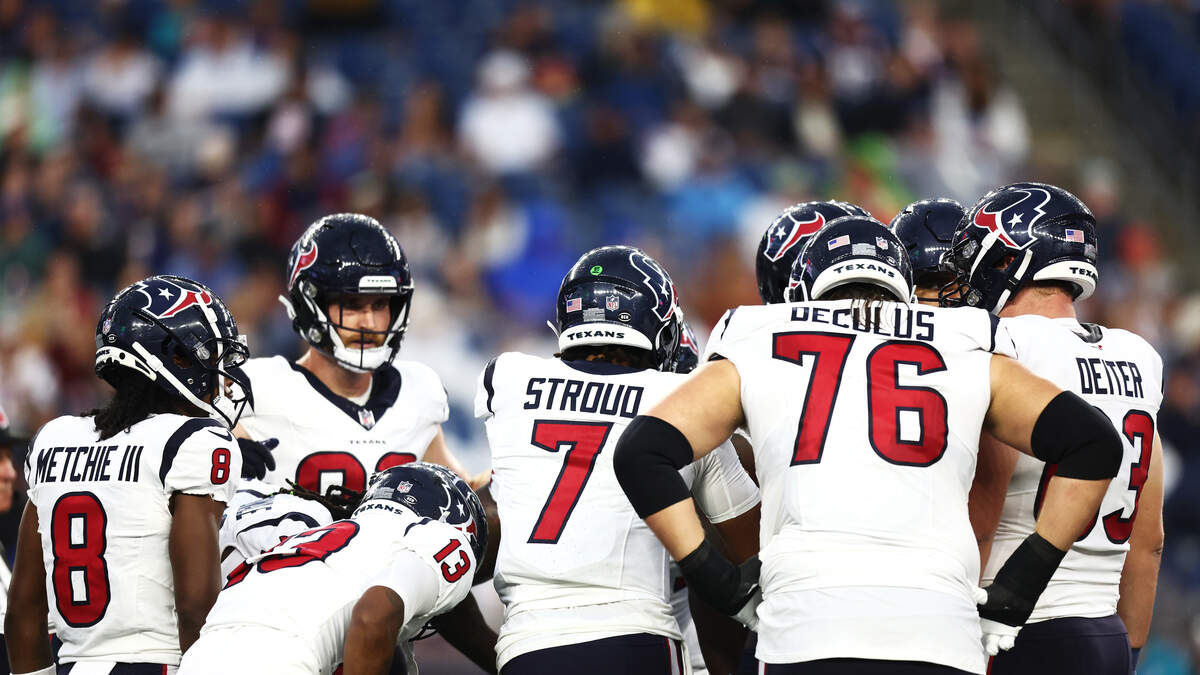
<box><xmin>238</xmin><ymin>437</ymin><xmax>278</xmax><ymax>480</ymax></box>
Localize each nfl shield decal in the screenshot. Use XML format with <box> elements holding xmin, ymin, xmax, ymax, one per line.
<box><xmin>357</xmin><ymin>408</ymin><xmax>376</xmax><ymax>429</ymax></box>
<box><xmin>606</xmin><ymin>295</ymin><xmax>620</xmax><ymax>311</ymax></box>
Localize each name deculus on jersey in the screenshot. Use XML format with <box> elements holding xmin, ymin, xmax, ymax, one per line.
<box><xmin>789</xmin><ymin>304</ymin><xmax>936</xmax><ymax>342</ymax></box>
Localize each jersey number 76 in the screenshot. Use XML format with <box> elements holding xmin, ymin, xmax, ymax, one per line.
<box><xmin>774</xmin><ymin>331</ymin><xmax>949</xmax><ymax>466</ymax></box>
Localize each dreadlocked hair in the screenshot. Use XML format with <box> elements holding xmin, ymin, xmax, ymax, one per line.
<box><xmin>87</xmin><ymin>369</ymin><xmax>196</xmax><ymax>441</ymax></box>
<box><xmin>279</xmin><ymin>481</ymin><xmax>365</xmax><ymax>521</ymax></box>
<box><xmin>821</xmin><ymin>283</ymin><xmax>902</xmax><ymax>332</ymax></box>
<box><xmin>560</xmin><ymin>344</ymin><xmax>655</xmax><ymax>369</ymax></box>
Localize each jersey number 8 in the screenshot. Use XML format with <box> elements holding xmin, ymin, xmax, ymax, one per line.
<box><xmin>50</xmin><ymin>492</ymin><xmax>111</xmax><ymax>627</ymax></box>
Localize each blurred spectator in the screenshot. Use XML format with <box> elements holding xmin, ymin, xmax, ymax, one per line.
<box><xmin>458</xmin><ymin>50</ymin><xmax>561</xmax><ymax>175</ymax></box>
<box><xmin>82</xmin><ymin>24</ymin><xmax>162</xmax><ymax>119</ymax></box>
<box><xmin>168</xmin><ymin>14</ymin><xmax>290</xmax><ymax>120</ymax></box>
<box><xmin>27</xmin><ymin>9</ymin><xmax>82</xmax><ymax>150</ymax></box>
<box><xmin>930</xmin><ymin>52</ymin><xmax>1028</xmax><ymax>203</ymax></box>
<box><xmin>127</xmin><ymin>84</ymin><xmax>235</xmax><ymax>177</ymax></box>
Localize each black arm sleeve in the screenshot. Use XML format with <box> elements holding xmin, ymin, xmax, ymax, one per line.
<box><xmin>1030</xmin><ymin>391</ymin><xmax>1123</xmax><ymax>480</ymax></box>
<box><xmin>613</xmin><ymin>415</ymin><xmax>694</xmax><ymax>519</ymax></box>
<box><xmin>978</xmin><ymin>531</ymin><xmax>1067</xmax><ymax>627</ymax></box>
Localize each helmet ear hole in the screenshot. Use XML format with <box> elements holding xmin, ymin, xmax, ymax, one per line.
<box><xmin>171</xmin><ymin>350</ymin><xmax>194</xmax><ymax>370</ymax></box>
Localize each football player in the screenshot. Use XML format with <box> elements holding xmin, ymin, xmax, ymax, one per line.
<box><xmin>948</xmin><ymin>183</ymin><xmax>1164</xmax><ymax>675</ymax></box>
<box><xmin>706</xmin><ymin>201</ymin><xmax>872</xmax><ymax>383</ymax></box>
<box><xmin>178</xmin><ymin>462</ymin><xmax>488</xmax><ymax>675</ymax></box>
<box><xmin>615</xmin><ymin>216</ymin><xmax>1124</xmax><ymax>675</ymax></box>
<box><xmin>233</xmin><ymin>213</ymin><xmax>472</xmax><ymax>497</ymax></box>
<box><xmin>477</xmin><ymin>246</ymin><xmax>761</xmax><ymax>674</ymax></box>
<box><xmin>6</xmin><ymin>275</ymin><xmax>247</xmax><ymax>674</ymax></box>
<box><xmin>890</xmin><ymin>198</ymin><xmax>963</xmax><ymax>304</ymax></box>
<box><xmin>754</xmin><ymin>201</ymin><xmax>873</xmax><ymax>306</ymax></box>
<box><xmin>220</xmin><ymin>213</ymin><xmax>497</xmax><ymax>674</ymax></box>
<box><xmin>217</xmin><ymin>481</ymin><xmax>363</xmax><ymax>581</ymax></box>
<box><xmin>667</xmin><ymin>320</ymin><xmax>755</xmax><ymax>675</ymax></box>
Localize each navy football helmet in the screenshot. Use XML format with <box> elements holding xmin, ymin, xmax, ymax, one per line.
<box><xmin>756</xmin><ymin>200</ymin><xmax>872</xmax><ymax>304</ymax></box>
<box><xmin>670</xmin><ymin>320</ymin><xmax>700</xmax><ymax>374</ymax></box>
<box><xmin>556</xmin><ymin>246</ymin><xmax>681</xmax><ymax>370</ymax></box>
<box><xmin>356</xmin><ymin>462</ymin><xmax>488</xmax><ymax>564</ymax></box>
<box><xmin>95</xmin><ymin>275</ymin><xmax>250</xmax><ymax>428</ymax></box>
<box><xmin>889</xmin><ymin>198</ymin><xmax>962</xmax><ymax>291</ymax></box>
<box><xmin>785</xmin><ymin>216</ymin><xmax>914</xmax><ymax>303</ymax></box>
<box><xmin>941</xmin><ymin>182</ymin><xmax>1098</xmax><ymax>313</ymax></box>
<box><xmin>280</xmin><ymin>213</ymin><xmax>414</xmax><ymax>373</ymax></box>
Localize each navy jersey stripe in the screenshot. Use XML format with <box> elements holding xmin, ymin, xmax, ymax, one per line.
<box><xmin>720</xmin><ymin>308</ymin><xmax>737</xmax><ymax>339</ymax></box>
<box><xmin>287</xmin><ymin>361</ymin><xmax>403</xmax><ymax>428</ymax></box>
<box><xmin>483</xmin><ymin>357</ymin><xmax>498</xmax><ymax>414</ymax></box>
<box><xmin>238</xmin><ymin>511</ymin><xmax>323</xmax><ymax>535</ymax></box>
<box><xmin>988</xmin><ymin>313</ymin><xmax>1000</xmax><ymax>354</ymax></box>
<box><xmin>159</xmin><ymin>418</ymin><xmax>225</xmax><ymax>484</ymax></box>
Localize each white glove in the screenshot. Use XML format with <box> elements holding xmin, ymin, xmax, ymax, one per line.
<box><xmin>974</xmin><ymin>586</ymin><xmax>1019</xmax><ymax>655</ymax></box>
<box><xmin>980</xmin><ymin>618</ymin><xmax>1020</xmax><ymax>655</ymax></box>
<box><xmin>732</xmin><ymin>586</ymin><xmax>762</xmax><ymax>632</ymax></box>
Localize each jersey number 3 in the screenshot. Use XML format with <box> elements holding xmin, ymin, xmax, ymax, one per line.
<box><xmin>527</xmin><ymin>420</ymin><xmax>613</xmax><ymax>544</ymax></box>
<box><xmin>774</xmin><ymin>332</ymin><xmax>949</xmax><ymax>466</ymax></box>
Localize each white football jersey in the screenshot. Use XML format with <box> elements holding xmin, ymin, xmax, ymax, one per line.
<box><xmin>712</xmin><ymin>299</ymin><xmax>1013</xmax><ymax>673</ymax></box>
<box><xmin>218</xmin><ymin>484</ymin><xmax>335</xmax><ymax>580</ymax></box>
<box><xmin>476</xmin><ymin>353</ymin><xmax>760</xmax><ymax>670</ymax></box>
<box><xmin>23</xmin><ymin>413</ymin><xmax>241</xmax><ymax>665</ymax></box>
<box><xmin>983</xmin><ymin>316</ymin><xmax>1163</xmax><ymax>622</ymax></box>
<box><xmin>238</xmin><ymin>356</ymin><xmax>448</xmax><ymax>493</ymax></box>
<box><xmin>201</xmin><ymin>503</ymin><xmax>475</xmax><ymax>675</ymax></box>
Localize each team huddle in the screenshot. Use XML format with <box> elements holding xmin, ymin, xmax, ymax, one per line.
<box><xmin>4</xmin><ymin>181</ymin><xmax>1160</xmax><ymax>675</ymax></box>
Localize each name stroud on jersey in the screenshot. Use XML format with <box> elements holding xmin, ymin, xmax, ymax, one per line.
<box><xmin>32</xmin><ymin>444</ymin><xmax>147</xmax><ymax>484</ymax></box>
<box><xmin>524</xmin><ymin>378</ymin><xmax>645</xmax><ymax>419</ymax></box>
<box><xmin>1077</xmin><ymin>357</ymin><xmax>1146</xmax><ymax>399</ymax></box>
<box><xmin>789</xmin><ymin>305</ymin><xmax>936</xmax><ymax>341</ymax></box>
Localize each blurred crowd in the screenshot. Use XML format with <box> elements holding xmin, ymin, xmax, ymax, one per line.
<box><xmin>0</xmin><ymin>0</ymin><xmax>1196</xmax><ymax>671</ymax></box>
<box><xmin>1065</xmin><ymin>0</ymin><xmax>1200</xmax><ymax>133</ymax></box>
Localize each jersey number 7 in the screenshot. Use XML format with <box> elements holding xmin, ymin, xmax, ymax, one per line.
<box><xmin>527</xmin><ymin>420</ymin><xmax>613</xmax><ymax>544</ymax></box>
<box><xmin>774</xmin><ymin>331</ymin><xmax>949</xmax><ymax>466</ymax></box>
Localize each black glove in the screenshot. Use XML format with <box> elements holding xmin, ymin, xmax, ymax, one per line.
<box><xmin>677</xmin><ymin>540</ymin><xmax>760</xmax><ymax>616</ymax></box>
<box><xmin>238</xmin><ymin>437</ymin><xmax>278</xmax><ymax>480</ymax></box>
<box><xmin>980</xmin><ymin>532</ymin><xmax>1066</xmax><ymax>627</ymax></box>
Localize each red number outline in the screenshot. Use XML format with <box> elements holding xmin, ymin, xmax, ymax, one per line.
<box><xmin>210</xmin><ymin>447</ymin><xmax>231</xmax><ymax>485</ymax></box>
<box><xmin>1103</xmin><ymin>410</ymin><xmax>1154</xmax><ymax>544</ymax></box>
<box><xmin>295</xmin><ymin>451</ymin><xmax>368</xmax><ymax>492</ymax></box>
<box><xmin>527</xmin><ymin>420</ymin><xmax>613</xmax><ymax>544</ymax></box>
<box><xmin>772</xmin><ymin>333</ymin><xmax>949</xmax><ymax>466</ymax></box>
<box><xmin>865</xmin><ymin>342</ymin><xmax>949</xmax><ymax>466</ymax></box>
<box><xmin>1034</xmin><ymin>408</ymin><xmax>1154</xmax><ymax>544</ymax></box>
<box><xmin>225</xmin><ymin>521</ymin><xmax>360</xmax><ymax>588</ymax></box>
<box><xmin>433</xmin><ymin>538</ymin><xmax>472</xmax><ymax>582</ymax></box>
<box><xmin>374</xmin><ymin>452</ymin><xmax>417</xmax><ymax>472</ymax></box>
<box><xmin>50</xmin><ymin>492</ymin><xmax>111</xmax><ymax>627</ymax></box>
<box><xmin>772</xmin><ymin>332</ymin><xmax>856</xmax><ymax>465</ymax></box>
